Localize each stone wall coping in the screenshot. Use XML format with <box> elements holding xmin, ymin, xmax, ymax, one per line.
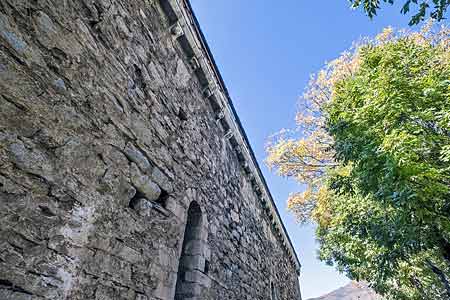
<box><xmin>158</xmin><ymin>0</ymin><xmax>301</xmax><ymax>274</ymax></box>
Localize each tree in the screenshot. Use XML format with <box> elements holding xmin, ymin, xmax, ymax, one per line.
<box><xmin>317</xmin><ymin>190</ymin><xmax>450</xmax><ymax>299</ymax></box>
<box><xmin>266</xmin><ymin>24</ymin><xmax>450</xmax><ymax>298</ymax></box>
<box><xmin>348</xmin><ymin>0</ymin><xmax>450</xmax><ymax>25</ymax></box>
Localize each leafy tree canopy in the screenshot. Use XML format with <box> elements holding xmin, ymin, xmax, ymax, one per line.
<box><xmin>266</xmin><ymin>23</ymin><xmax>450</xmax><ymax>299</ymax></box>
<box><xmin>349</xmin><ymin>0</ymin><xmax>450</xmax><ymax>25</ymax></box>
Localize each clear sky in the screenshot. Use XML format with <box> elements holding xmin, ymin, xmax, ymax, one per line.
<box><xmin>189</xmin><ymin>1</ymin><xmax>420</xmax><ymax>298</ymax></box>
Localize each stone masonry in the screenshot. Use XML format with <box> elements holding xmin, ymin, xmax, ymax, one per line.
<box><xmin>0</xmin><ymin>0</ymin><xmax>302</xmax><ymax>299</ymax></box>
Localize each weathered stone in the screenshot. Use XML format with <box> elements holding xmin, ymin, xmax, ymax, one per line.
<box><xmin>0</xmin><ymin>0</ymin><xmax>302</xmax><ymax>299</ymax></box>
<box><xmin>130</xmin><ymin>163</ymin><xmax>161</xmax><ymax>201</ymax></box>
<box><xmin>124</xmin><ymin>143</ymin><xmax>151</xmax><ymax>172</ymax></box>
<box><xmin>131</xmin><ymin>198</ymin><xmax>154</xmax><ymax>217</ymax></box>
<box><xmin>0</xmin><ymin>13</ymin><xmax>27</xmax><ymax>54</ymax></box>
<box><xmin>8</xmin><ymin>139</ymin><xmax>54</xmax><ymax>180</ymax></box>
<box><xmin>174</xmin><ymin>59</ymin><xmax>191</xmax><ymax>88</ymax></box>
<box><xmin>165</xmin><ymin>196</ymin><xmax>185</xmax><ymax>221</ymax></box>
<box><xmin>178</xmin><ymin>282</ymin><xmax>202</xmax><ymax>297</ymax></box>
<box><xmin>181</xmin><ymin>255</ymin><xmax>206</xmax><ymax>272</ymax></box>
<box><xmin>231</xmin><ymin>210</ymin><xmax>240</xmax><ymax>223</ymax></box>
<box><xmin>0</xmin><ymin>13</ymin><xmax>44</xmax><ymax>66</ymax></box>
<box><xmin>151</xmin><ymin>166</ymin><xmax>173</xmax><ymax>193</ymax></box>
<box><xmin>53</xmin><ymin>78</ymin><xmax>67</xmax><ymax>92</ymax></box>
<box><xmin>184</xmin><ymin>270</ymin><xmax>211</xmax><ymax>287</ymax></box>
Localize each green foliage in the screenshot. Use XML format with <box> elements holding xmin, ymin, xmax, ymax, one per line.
<box><xmin>349</xmin><ymin>0</ymin><xmax>450</xmax><ymax>25</ymax></box>
<box><xmin>267</xmin><ymin>24</ymin><xmax>450</xmax><ymax>298</ymax></box>
<box><xmin>318</xmin><ymin>192</ymin><xmax>450</xmax><ymax>299</ymax></box>
<box><xmin>320</xmin><ymin>29</ymin><xmax>450</xmax><ymax>298</ymax></box>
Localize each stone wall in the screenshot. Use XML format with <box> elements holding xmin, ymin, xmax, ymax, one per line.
<box><xmin>0</xmin><ymin>0</ymin><xmax>302</xmax><ymax>299</ymax></box>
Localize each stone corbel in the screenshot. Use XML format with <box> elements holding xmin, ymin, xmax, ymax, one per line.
<box><xmin>235</xmin><ymin>149</ymin><xmax>244</xmax><ymax>160</ymax></box>
<box><xmin>189</xmin><ymin>56</ymin><xmax>200</xmax><ymax>70</ymax></box>
<box><xmin>260</xmin><ymin>201</ymin><xmax>267</xmax><ymax>209</ymax></box>
<box><xmin>170</xmin><ymin>21</ymin><xmax>184</xmax><ymax>39</ymax></box>
<box><xmin>250</xmin><ymin>176</ymin><xmax>257</xmax><ymax>187</ymax></box>
<box><xmin>242</xmin><ymin>162</ymin><xmax>251</xmax><ymax>175</ymax></box>
<box><xmin>254</xmin><ymin>185</ymin><xmax>262</xmax><ymax>196</ymax></box>
<box><xmin>216</xmin><ymin>109</ymin><xmax>225</xmax><ymax>123</ymax></box>
<box><xmin>203</xmin><ymin>67</ymin><xmax>218</xmax><ymax>89</ymax></box>
<box><xmin>223</xmin><ymin>130</ymin><xmax>234</xmax><ymax>140</ymax></box>
<box><xmin>260</xmin><ymin>197</ymin><xmax>267</xmax><ymax>206</ymax></box>
<box><xmin>202</xmin><ymin>85</ymin><xmax>214</xmax><ymax>98</ymax></box>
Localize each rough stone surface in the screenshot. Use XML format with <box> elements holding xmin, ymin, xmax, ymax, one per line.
<box><xmin>0</xmin><ymin>0</ymin><xmax>302</xmax><ymax>299</ymax></box>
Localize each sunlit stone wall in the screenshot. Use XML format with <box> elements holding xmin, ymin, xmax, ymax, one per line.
<box><xmin>0</xmin><ymin>0</ymin><xmax>302</xmax><ymax>299</ymax></box>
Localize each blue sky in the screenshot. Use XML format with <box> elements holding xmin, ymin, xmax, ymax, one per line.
<box><xmin>189</xmin><ymin>1</ymin><xmax>419</xmax><ymax>298</ymax></box>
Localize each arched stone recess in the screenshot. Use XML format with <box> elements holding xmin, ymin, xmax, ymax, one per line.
<box><xmin>174</xmin><ymin>199</ymin><xmax>211</xmax><ymax>299</ymax></box>
<box><xmin>271</xmin><ymin>281</ymin><xmax>280</xmax><ymax>300</ymax></box>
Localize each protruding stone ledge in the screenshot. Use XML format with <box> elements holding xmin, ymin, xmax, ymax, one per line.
<box><xmin>189</xmin><ymin>56</ymin><xmax>200</xmax><ymax>70</ymax></box>
<box><xmin>170</xmin><ymin>22</ymin><xmax>184</xmax><ymax>39</ymax></box>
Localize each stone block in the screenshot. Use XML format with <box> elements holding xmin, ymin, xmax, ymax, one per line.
<box><xmin>231</xmin><ymin>210</ymin><xmax>240</xmax><ymax>223</ymax></box>
<box><xmin>184</xmin><ymin>240</ymin><xmax>205</xmax><ymax>256</ymax></box>
<box><xmin>131</xmin><ymin>163</ymin><xmax>161</xmax><ymax>201</ymax></box>
<box><xmin>131</xmin><ymin>198</ymin><xmax>154</xmax><ymax>216</ymax></box>
<box><xmin>184</xmin><ymin>270</ymin><xmax>211</xmax><ymax>288</ymax></box>
<box><xmin>178</xmin><ymin>282</ymin><xmax>202</xmax><ymax>297</ymax></box>
<box><xmin>165</xmin><ymin>197</ymin><xmax>185</xmax><ymax>221</ymax></box>
<box><xmin>124</xmin><ymin>143</ymin><xmax>151</xmax><ymax>172</ymax></box>
<box><xmin>180</xmin><ymin>254</ymin><xmax>205</xmax><ymax>271</ymax></box>
<box><xmin>151</xmin><ymin>166</ymin><xmax>173</xmax><ymax>193</ymax></box>
<box><xmin>154</xmin><ymin>279</ymin><xmax>175</xmax><ymax>300</ymax></box>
